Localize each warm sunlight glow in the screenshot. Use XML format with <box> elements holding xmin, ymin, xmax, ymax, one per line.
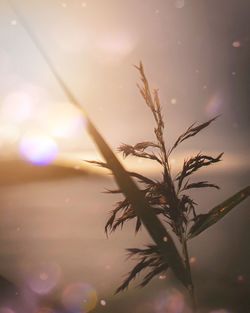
<box><xmin>0</xmin><ymin>123</ymin><xmax>20</xmax><ymax>146</ymax></box>
<box><xmin>46</xmin><ymin>103</ymin><xmax>85</xmax><ymax>139</ymax></box>
<box><xmin>1</xmin><ymin>91</ymin><xmax>33</xmax><ymax>123</ymax></box>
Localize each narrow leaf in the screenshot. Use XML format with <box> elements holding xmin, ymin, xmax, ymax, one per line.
<box><xmin>139</xmin><ymin>263</ymin><xmax>168</xmax><ymax>287</ymax></box>
<box><xmin>85</xmin><ymin>160</ymin><xmax>109</xmax><ymax>169</ymax></box>
<box><xmin>115</xmin><ymin>258</ymin><xmax>153</xmax><ymax>293</ymax></box>
<box><xmin>169</xmin><ymin>116</ymin><xmax>219</xmax><ymax>155</ymax></box>
<box><xmin>118</xmin><ymin>143</ymin><xmax>162</xmax><ymax>164</ymax></box>
<box><xmin>188</xmin><ymin>186</ymin><xmax>250</xmax><ymax>239</ymax></box>
<box><xmin>176</xmin><ymin>153</ymin><xmax>223</xmax><ymax>190</ymax></box>
<box><xmin>184</xmin><ymin>181</ymin><xmax>220</xmax><ymax>190</ymax></box>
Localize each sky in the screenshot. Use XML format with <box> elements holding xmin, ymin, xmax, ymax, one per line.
<box><xmin>0</xmin><ymin>0</ymin><xmax>249</xmax><ymax>170</ymax></box>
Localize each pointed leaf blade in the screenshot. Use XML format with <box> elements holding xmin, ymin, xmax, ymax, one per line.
<box><xmin>188</xmin><ymin>186</ymin><xmax>250</xmax><ymax>239</ymax></box>
<box><xmin>169</xmin><ymin>116</ymin><xmax>219</xmax><ymax>155</ymax></box>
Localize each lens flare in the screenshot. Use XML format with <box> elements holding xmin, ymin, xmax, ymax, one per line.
<box><xmin>26</xmin><ymin>262</ymin><xmax>61</xmax><ymax>295</ymax></box>
<box><xmin>62</xmin><ymin>283</ymin><xmax>97</xmax><ymax>313</ymax></box>
<box><xmin>154</xmin><ymin>289</ymin><xmax>189</xmax><ymax>313</ymax></box>
<box><xmin>100</xmin><ymin>300</ymin><xmax>106</xmax><ymax>306</ymax></box>
<box><xmin>189</xmin><ymin>257</ymin><xmax>196</xmax><ymax>265</ymax></box>
<box><xmin>19</xmin><ymin>133</ymin><xmax>58</xmax><ymax>166</ymax></box>
<box><xmin>232</xmin><ymin>41</ymin><xmax>241</xmax><ymax>48</ymax></box>
<box><xmin>205</xmin><ymin>92</ymin><xmax>223</xmax><ymax>117</ymax></box>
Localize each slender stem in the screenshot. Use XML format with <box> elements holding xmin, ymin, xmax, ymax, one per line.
<box><xmin>182</xmin><ymin>238</ymin><xmax>197</xmax><ymax>312</ymax></box>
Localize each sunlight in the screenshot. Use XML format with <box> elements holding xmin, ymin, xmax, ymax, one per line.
<box><xmin>0</xmin><ymin>123</ymin><xmax>20</xmax><ymax>146</ymax></box>
<box><xmin>46</xmin><ymin>102</ymin><xmax>85</xmax><ymax>139</ymax></box>
<box><xmin>1</xmin><ymin>91</ymin><xmax>33</xmax><ymax>123</ymax></box>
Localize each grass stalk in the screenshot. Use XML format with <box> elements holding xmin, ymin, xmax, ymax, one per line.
<box><xmin>182</xmin><ymin>238</ymin><xmax>197</xmax><ymax>311</ymax></box>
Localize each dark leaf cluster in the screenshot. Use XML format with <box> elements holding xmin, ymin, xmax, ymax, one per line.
<box><xmin>176</xmin><ymin>153</ymin><xmax>223</xmax><ymax>191</ymax></box>
<box><xmin>116</xmin><ymin>245</ymin><xmax>168</xmax><ymax>293</ymax></box>
<box><xmin>89</xmin><ymin>63</ymin><xmax>249</xmax><ymax>293</ymax></box>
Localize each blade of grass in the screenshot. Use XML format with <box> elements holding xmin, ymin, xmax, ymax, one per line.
<box><xmin>11</xmin><ymin>3</ymin><xmax>189</xmax><ymax>288</ymax></box>
<box><xmin>188</xmin><ymin>186</ymin><xmax>250</xmax><ymax>239</ymax></box>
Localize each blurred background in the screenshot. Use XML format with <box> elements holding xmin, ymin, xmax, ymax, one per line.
<box><xmin>0</xmin><ymin>0</ymin><xmax>249</xmax><ymax>312</ymax></box>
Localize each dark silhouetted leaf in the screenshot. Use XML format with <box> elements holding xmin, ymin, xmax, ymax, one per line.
<box><xmin>118</xmin><ymin>143</ymin><xmax>162</xmax><ymax>164</ymax></box>
<box><xmin>140</xmin><ymin>263</ymin><xmax>168</xmax><ymax>287</ymax></box>
<box><xmin>134</xmin><ymin>141</ymin><xmax>160</xmax><ymax>150</ymax></box>
<box><xmin>116</xmin><ymin>245</ymin><xmax>168</xmax><ymax>292</ymax></box>
<box><xmin>85</xmin><ymin>160</ymin><xmax>109</xmax><ymax>169</ymax></box>
<box><xmin>179</xmin><ymin>195</ymin><xmax>197</xmax><ymax>219</ymax></box>
<box><xmin>176</xmin><ymin>153</ymin><xmax>223</xmax><ymax>190</ymax></box>
<box><xmin>115</xmin><ymin>258</ymin><xmax>153</xmax><ymax>293</ymax></box>
<box><xmin>183</xmin><ymin>181</ymin><xmax>220</xmax><ymax>191</ymax></box>
<box><xmin>188</xmin><ymin>186</ymin><xmax>250</xmax><ymax>239</ymax></box>
<box><xmin>105</xmin><ymin>190</ymin><xmax>168</xmax><ymax>235</ymax></box>
<box><xmin>169</xmin><ymin>116</ymin><xmax>219</xmax><ymax>155</ymax></box>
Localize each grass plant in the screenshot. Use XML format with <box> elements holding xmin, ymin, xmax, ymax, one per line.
<box><xmin>12</xmin><ymin>6</ymin><xmax>250</xmax><ymax>308</ymax></box>
<box><xmin>88</xmin><ymin>63</ymin><xmax>250</xmax><ymax>310</ymax></box>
